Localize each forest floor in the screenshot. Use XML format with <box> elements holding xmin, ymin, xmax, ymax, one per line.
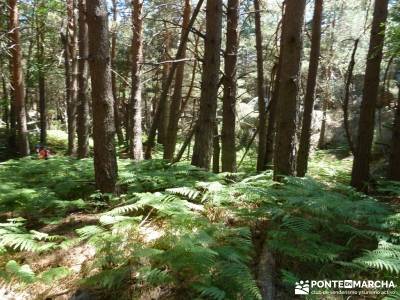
<box><xmin>0</xmin><ymin>130</ymin><xmax>399</xmax><ymax>300</ymax></box>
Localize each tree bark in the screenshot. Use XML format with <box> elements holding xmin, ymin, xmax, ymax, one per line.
<box><xmin>164</xmin><ymin>0</ymin><xmax>191</xmax><ymax>160</ymax></box>
<box><xmin>76</xmin><ymin>0</ymin><xmax>90</xmax><ymax>158</ymax></box>
<box><xmin>296</xmin><ymin>0</ymin><xmax>323</xmax><ymax>177</ymax></box>
<box><xmin>1</xmin><ymin>71</ymin><xmax>9</xmax><ymax>129</ymax></box>
<box><xmin>145</xmin><ymin>0</ymin><xmax>204</xmax><ymax>159</ymax></box>
<box><xmin>86</xmin><ymin>0</ymin><xmax>118</xmax><ymax>193</ymax></box>
<box><xmin>36</xmin><ymin>8</ymin><xmax>46</xmax><ymax>146</ymax></box>
<box><xmin>111</xmin><ymin>0</ymin><xmax>124</xmax><ymax>145</ymax></box>
<box><xmin>157</xmin><ymin>27</ymin><xmax>172</xmax><ymax>146</ymax></box>
<box><xmin>66</xmin><ymin>0</ymin><xmax>78</xmax><ymax>155</ymax></box>
<box><xmin>265</xmin><ymin>63</ymin><xmax>279</xmax><ymax>168</ymax></box>
<box><xmin>317</xmin><ymin>91</ymin><xmax>328</xmax><ymax>149</ymax></box>
<box><xmin>129</xmin><ymin>0</ymin><xmax>144</xmax><ymax>161</ymax></box>
<box><xmin>254</xmin><ymin>0</ymin><xmax>267</xmax><ymax>172</ymax></box>
<box><xmin>388</xmin><ymin>85</ymin><xmax>400</xmax><ymax>181</ymax></box>
<box><xmin>191</xmin><ymin>0</ymin><xmax>223</xmax><ymax>170</ymax></box>
<box><xmin>265</xmin><ymin>5</ymin><xmax>286</xmax><ymax>168</ymax></box>
<box><xmin>273</xmin><ymin>0</ymin><xmax>306</xmax><ymax>179</ymax></box>
<box><xmin>221</xmin><ymin>0</ymin><xmax>240</xmax><ymax>172</ymax></box>
<box><xmin>351</xmin><ymin>0</ymin><xmax>389</xmax><ymax>191</ymax></box>
<box><xmin>9</xmin><ymin>0</ymin><xmax>30</xmax><ymax>156</ymax></box>
<box><xmin>213</xmin><ymin>123</ymin><xmax>220</xmax><ymax>173</ymax></box>
<box><xmin>342</xmin><ymin>39</ymin><xmax>359</xmax><ymax>157</ymax></box>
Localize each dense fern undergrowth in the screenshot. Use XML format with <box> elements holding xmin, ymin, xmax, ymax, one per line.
<box><xmin>0</xmin><ymin>138</ymin><xmax>399</xmax><ymax>299</ymax></box>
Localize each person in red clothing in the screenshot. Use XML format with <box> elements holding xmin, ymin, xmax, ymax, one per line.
<box><xmin>38</xmin><ymin>146</ymin><xmax>50</xmax><ymax>160</ymax></box>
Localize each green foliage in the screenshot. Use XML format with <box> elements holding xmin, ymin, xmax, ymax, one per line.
<box><xmin>0</xmin><ymin>154</ymin><xmax>398</xmax><ymax>298</ymax></box>
<box><xmin>0</xmin><ymin>157</ymin><xmax>96</xmax><ymax>219</ymax></box>
<box><xmin>0</xmin><ymin>260</ymin><xmax>71</xmax><ymax>285</ymax></box>
<box><xmin>119</xmin><ymin>159</ymin><xmax>218</xmax><ymax>193</ymax></box>
<box><xmin>0</xmin><ymin>218</ymin><xmax>62</xmax><ymax>253</ymax></box>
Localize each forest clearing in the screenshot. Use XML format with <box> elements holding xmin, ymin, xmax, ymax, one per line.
<box><xmin>0</xmin><ymin>0</ymin><xmax>400</xmax><ymax>299</ymax></box>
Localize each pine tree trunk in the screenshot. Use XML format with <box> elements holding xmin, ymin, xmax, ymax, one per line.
<box><xmin>86</xmin><ymin>0</ymin><xmax>118</xmax><ymax>193</ymax></box>
<box><xmin>221</xmin><ymin>0</ymin><xmax>239</xmax><ymax>172</ymax></box>
<box><xmin>254</xmin><ymin>0</ymin><xmax>267</xmax><ymax>172</ymax></box>
<box><xmin>296</xmin><ymin>0</ymin><xmax>323</xmax><ymax>177</ymax></box>
<box><xmin>1</xmin><ymin>72</ymin><xmax>9</xmax><ymax>129</ymax></box>
<box><xmin>164</xmin><ymin>0</ymin><xmax>191</xmax><ymax>160</ymax></box>
<box><xmin>157</xmin><ymin>28</ymin><xmax>171</xmax><ymax>146</ymax></box>
<box><xmin>273</xmin><ymin>0</ymin><xmax>306</xmax><ymax>179</ymax></box>
<box><xmin>9</xmin><ymin>0</ymin><xmax>30</xmax><ymax>156</ymax></box>
<box><xmin>351</xmin><ymin>0</ymin><xmax>389</xmax><ymax>191</ymax></box>
<box><xmin>317</xmin><ymin>93</ymin><xmax>327</xmax><ymax>149</ymax></box>
<box><xmin>213</xmin><ymin>123</ymin><xmax>220</xmax><ymax>173</ymax></box>
<box><xmin>111</xmin><ymin>0</ymin><xmax>124</xmax><ymax>145</ymax></box>
<box><xmin>129</xmin><ymin>0</ymin><xmax>144</xmax><ymax>161</ymax></box>
<box><xmin>191</xmin><ymin>0</ymin><xmax>223</xmax><ymax>170</ymax></box>
<box><xmin>388</xmin><ymin>86</ymin><xmax>400</xmax><ymax>181</ymax></box>
<box><xmin>76</xmin><ymin>0</ymin><xmax>90</xmax><ymax>158</ymax></box>
<box><xmin>342</xmin><ymin>38</ymin><xmax>359</xmax><ymax>156</ymax></box>
<box><xmin>4</xmin><ymin>53</ymin><xmax>17</xmax><ymax>150</ymax></box>
<box><xmin>66</xmin><ymin>0</ymin><xmax>78</xmax><ymax>155</ymax></box>
<box><xmin>145</xmin><ymin>0</ymin><xmax>204</xmax><ymax>159</ymax></box>
<box><xmin>265</xmin><ymin>62</ymin><xmax>279</xmax><ymax>168</ymax></box>
<box><xmin>36</xmin><ymin>13</ymin><xmax>46</xmax><ymax>146</ymax></box>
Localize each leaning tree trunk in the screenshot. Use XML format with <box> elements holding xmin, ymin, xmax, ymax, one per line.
<box><xmin>9</xmin><ymin>0</ymin><xmax>30</xmax><ymax>156</ymax></box>
<box><xmin>86</xmin><ymin>0</ymin><xmax>118</xmax><ymax>193</ymax></box>
<box><xmin>254</xmin><ymin>0</ymin><xmax>267</xmax><ymax>172</ymax></box>
<box><xmin>129</xmin><ymin>0</ymin><xmax>144</xmax><ymax>161</ymax></box>
<box><xmin>145</xmin><ymin>0</ymin><xmax>204</xmax><ymax>159</ymax></box>
<box><xmin>191</xmin><ymin>0</ymin><xmax>223</xmax><ymax>170</ymax></box>
<box><xmin>342</xmin><ymin>38</ymin><xmax>359</xmax><ymax>157</ymax></box>
<box><xmin>66</xmin><ymin>0</ymin><xmax>78</xmax><ymax>155</ymax></box>
<box><xmin>351</xmin><ymin>0</ymin><xmax>389</xmax><ymax>191</ymax></box>
<box><xmin>76</xmin><ymin>0</ymin><xmax>90</xmax><ymax>158</ymax></box>
<box><xmin>164</xmin><ymin>0</ymin><xmax>191</xmax><ymax>160</ymax></box>
<box><xmin>273</xmin><ymin>0</ymin><xmax>306</xmax><ymax>179</ymax></box>
<box><xmin>221</xmin><ymin>0</ymin><xmax>240</xmax><ymax>172</ymax></box>
<box><xmin>296</xmin><ymin>0</ymin><xmax>323</xmax><ymax>177</ymax></box>
<box><xmin>388</xmin><ymin>85</ymin><xmax>400</xmax><ymax>181</ymax></box>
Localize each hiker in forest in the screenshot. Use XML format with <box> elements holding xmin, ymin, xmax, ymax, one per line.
<box><xmin>38</xmin><ymin>145</ymin><xmax>50</xmax><ymax>160</ymax></box>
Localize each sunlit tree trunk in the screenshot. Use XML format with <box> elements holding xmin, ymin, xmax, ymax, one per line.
<box><xmin>351</xmin><ymin>0</ymin><xmax>389</xmax><ymax>191</ymax></box>
<box><xmin>1</xmin><ymin>70</ymin><xmax>9</xmax><ymax>129</ymax></box>
<box><xmin>296</xmin><ymin>0</ymin><xmax>323</xmax><ymax>177</ymax></box>
<box><xmin>191</xmin><ymin>0</ymin><xmax>223</xmax><ymax>170</ymax></box>
<box><xmin>9</xmin><ymin>0</ymin><xmax>30</xmax><ymax>156</ymax></box>
<box><xmin>213</xmin><ymin>123</ymin><xmax>220</xmax><ymax>173</ymax></box>
<box><xmin>129</xmin><ymin>0</ymin><xmax>144</xmax><ymax>161</ymax></box>
<box><xmin>86</xmin><ymin>0</ymin><xmax>118</xmax><ymax>193</ymax></box>
<box><xmin>157</xmin><ymin>27</ymin><xmax>171</xmax><ymax>146</ymax></box>
<box><xmin>273</xmin><ymin>0</ymin><xmax>306</xmax><ymax>179</ymax></box>
<box><xmin>66</xmin><ymin>0</ymin><xmax>78</xmax><ymax>155</ymax></box>
<box><xmin>76</xmin><ymin>0</ymin><xmax>90</xmax><ymax>158</ymax></box>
